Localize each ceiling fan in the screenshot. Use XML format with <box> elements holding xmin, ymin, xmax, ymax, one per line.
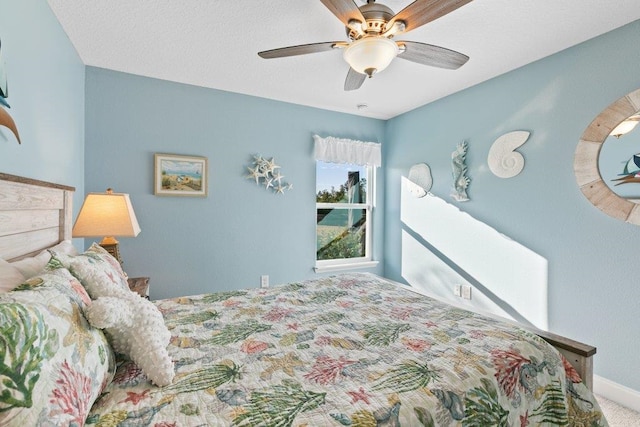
<box><xmin>258</xmin><ymin>0</ymin><xmax>473</xmax><ymax>91</ymax></box>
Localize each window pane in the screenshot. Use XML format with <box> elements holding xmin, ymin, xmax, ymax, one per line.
<box><xmin>316</xmin><ymin>208</ymin><xmax>366</xmax><ymax>260</ymax></box>
<box><xmin>316</xmin><ymin>161</ymin><xmax>367</xmax><ymax>203</ymax></box>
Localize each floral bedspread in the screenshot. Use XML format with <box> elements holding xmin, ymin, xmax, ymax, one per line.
<box><xmin>87</xmin><ymin>273</ymin><xmax>606</xmax><ymax>426</ymax></box>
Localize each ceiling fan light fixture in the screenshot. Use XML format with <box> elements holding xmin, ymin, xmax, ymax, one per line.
<box><xmin>343</xmin><ymin>37</ymin><xmax>398</xmax><ymax>77</ymax></box>
<box><xmin>610</xmin><ymin>115</ymin><xmax>640</xmax><ymax>138</ymax></box>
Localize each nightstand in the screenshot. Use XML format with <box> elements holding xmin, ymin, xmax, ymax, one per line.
<box><xmin>127</xmin><ymin>277</ymin><xmax>150</xmax><ymax>299</ymax></box>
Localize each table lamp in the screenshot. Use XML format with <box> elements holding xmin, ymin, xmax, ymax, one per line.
<box><xmin>72</xmin><ymin>188</ymin><xmax>141</xmax><ymax>264</ymax></box>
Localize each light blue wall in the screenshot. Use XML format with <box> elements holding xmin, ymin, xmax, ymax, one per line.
<box><xmin>385</xmin><ymin>20</ymin><xmax>640</xmax><ymax>392</ymax></box>
<box><xmin>0</xmin><ymin>0</ymin><xmax>84</xmax><ymax>209</ymax></box>
<box><xmin>84</xmin><ymin>67</ymin><xmax>385</xmax><ymax>299</ymax></box>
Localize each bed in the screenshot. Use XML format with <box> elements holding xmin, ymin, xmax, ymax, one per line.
<box><xmin>0</xmin><ymin>173</ymin><xmax>607</xmax><ymax>426</ymax></box>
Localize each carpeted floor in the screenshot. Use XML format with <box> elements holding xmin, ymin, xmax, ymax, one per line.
<box><xmin>596</xmin><ymin>394</ymin><xmax>640</xmax><ymax>426</ymax></box>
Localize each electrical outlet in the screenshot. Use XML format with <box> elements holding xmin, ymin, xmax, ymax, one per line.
<box><xmin>260</xmin><ymin>275</ymin><xmax>269</xmax><ymax>288</ymax></box>
<box><xmin>462</xmin><ymin>284</ymin><xmax>472</xmax><ymax>300</ymax></box>
<box><xmin>454</xmin><ymin>284</ymin><xmax>462</xmax><ymax>297</ymax></box>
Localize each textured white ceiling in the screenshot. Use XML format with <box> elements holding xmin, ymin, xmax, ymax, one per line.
<box><xmin>47</xmin><ymin>0</ymin><xmax>640</xmax><ymax>119</ymax></box>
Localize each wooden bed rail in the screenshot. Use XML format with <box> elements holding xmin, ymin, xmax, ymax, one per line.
<box><xmin>490</xmin><ymin>312</ymin><xmax>596</xmax><ymax>391</ymax></box>
<box><xmin>407</xmin><ymin>284</ymin><xmax>596</xmax><ymax>391</ymax></box>
<box><xmin>526</xmin><ymin>326</ymin><xmax>595</xmax><ymax>391</ymax></box>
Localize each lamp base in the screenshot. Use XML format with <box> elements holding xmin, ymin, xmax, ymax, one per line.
<box><xmin>100</xmin><ymin>242</ymin><xmax>122</xmax><ymax>265</ymax></box>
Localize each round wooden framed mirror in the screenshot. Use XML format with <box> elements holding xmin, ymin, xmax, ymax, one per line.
<box><xmin>574</xmin><ymin>88</ymin><xmax>640</xmax><ymax>224</ymax></box>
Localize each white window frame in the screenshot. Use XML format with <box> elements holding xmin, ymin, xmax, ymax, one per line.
<box><xmin>314</xmin><ymin>163</ymin><xmax>377</xmax><ymax>273</ymax></box>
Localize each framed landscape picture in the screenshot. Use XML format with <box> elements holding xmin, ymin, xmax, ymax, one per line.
<box><xmin>154</xmin><ymin>153</ymin><xmax>208</xmax><ymax>197</ymax></box>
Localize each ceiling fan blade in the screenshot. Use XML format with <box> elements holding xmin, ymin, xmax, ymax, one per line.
<box><xmin>397</xmin><ymin>41</ymin><xmax>468</xmax><ymax>69</ymax></box>
<box><xmin>344</xmin><ymin>67</ymin><xmax>366</xmax><ymax>91</ymax></box>
<box><xmin>319</xmin><ymin>0</ymin><xmax>366</xmax><ymax>27</ymax></box>
<box><xmin>258</xmin><ymin>42</ymin><xmax>343</xmax><ymax>59</ymax></box>
<box><xmin>389</xmin><ymin>0</ymin><xmax>473</xmax><ymax>34</ymax></box>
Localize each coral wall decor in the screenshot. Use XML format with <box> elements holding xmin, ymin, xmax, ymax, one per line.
<box><xmin>451</xmin><ymin>141</ymin><xmax>470</xmax><ymax>202</ymax></box>
<box><xmin>246</xmin><ymin>155</ymin><xmax>292</xmax><ymax>194</ymax></box>
<box><xmin>488</xmin><ymin>130</ymin><xmax>530</xmax><ymax>178</ymax></box>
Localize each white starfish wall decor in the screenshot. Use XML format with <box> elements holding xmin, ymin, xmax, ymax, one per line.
<box><xmin>245</xmin><ymin>155</ymin><xmax>292</xmax><ymax>194</ymax></box>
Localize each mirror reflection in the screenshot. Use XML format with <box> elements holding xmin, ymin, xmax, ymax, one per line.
<box><xmin>599</xmin><ymin>111</ymin><xmax>640</xmax><ymax>202</ymax></box>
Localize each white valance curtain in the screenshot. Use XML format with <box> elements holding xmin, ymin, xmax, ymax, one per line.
<box><xmin>313</xmin><ymin>135</ymin><xmax>381</xmax><ymax>167</ymax></box>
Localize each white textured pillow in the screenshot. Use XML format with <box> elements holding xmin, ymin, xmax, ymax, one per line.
<box><xmin>85</xmin><ymin>293</ymin><xmax>175</xmax><ymax>386</ymax></box>
<box><xmin>0</xmin><ymin>258</ymin><xmax>25</xmax><ymax>293</ymax></box>
<box><xmin>48</xmin><ymin>242</ymin><xmax>174</xmax><ymax>386</ymax></box>
<box><xmin>11</xmin><ymin>240</ymin><xmax>79</xmax><ymax>279</ymax></box>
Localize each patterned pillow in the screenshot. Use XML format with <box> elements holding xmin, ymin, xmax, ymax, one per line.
<box><xmin>49</xmin><ymin>242</ymin><xmax>130</xmax><ymax>299</ymax></box>
<box><xmin>0</xmin><ymin>268</ymin><xmax>115</xmax><ymax>426</ymax></box>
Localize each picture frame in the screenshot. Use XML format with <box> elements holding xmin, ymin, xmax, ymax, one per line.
<box><xmin>154</xmin><ymin>153</ymin><xmax>208</xmax><ymax>197</ymax></box>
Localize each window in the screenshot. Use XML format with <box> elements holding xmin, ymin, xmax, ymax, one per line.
<box><xmin>313</xmin><ymin>134</ymin><xmax>381</xmax><ymax>272</ymax></box>
<box><xmin>316</xmin><ymin>161</ymin><xmax>373</xmax><ymax>268</ymax></box>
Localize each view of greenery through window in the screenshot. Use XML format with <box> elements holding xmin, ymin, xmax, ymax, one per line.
<box><xmin>316</xmin><ymin>162</ymin><xmax>369</xmax><ymax>261</ymax></box>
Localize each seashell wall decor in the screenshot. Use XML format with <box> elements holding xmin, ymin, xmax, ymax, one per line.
<box><xmin>407</xmin><ymin>163</ymin><xmax>433</xmax><ymax>198</ymax></box>
<box><xmin>451</xmin><ymin>141</ymin><xmax>471</xmax><ymax>202</ymax></box>
<box><xmin>488</xmin><ymin>130</ymin><xmax>530</xmax><ymax>178</ymax></box>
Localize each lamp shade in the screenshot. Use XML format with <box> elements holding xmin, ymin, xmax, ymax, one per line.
<box><xmin>343</xmin><ymin>37</ymin><xmax>398</xmax><ymax>77</ymax></box>
<box><xmin>72</xmin><ymin>191</ymin><xmax>141</xmax><ymax>239</ymax></box>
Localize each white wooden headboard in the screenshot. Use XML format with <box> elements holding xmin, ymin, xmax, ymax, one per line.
<box><xmin>0</xmin><ymin>173</ymin><xmax>75</xmax><ymax>261</ymax></box>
